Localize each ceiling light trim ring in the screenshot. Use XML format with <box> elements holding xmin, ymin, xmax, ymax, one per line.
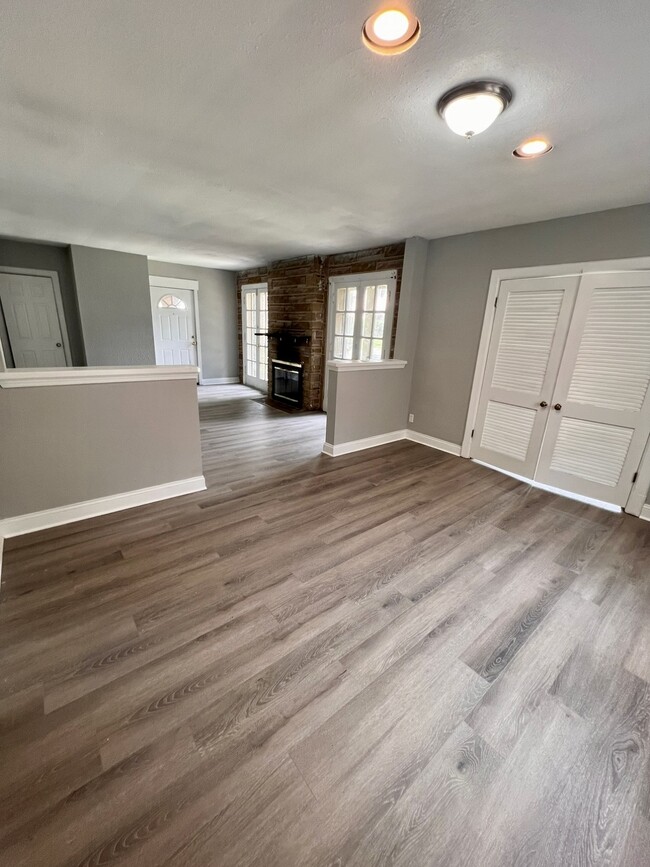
<box><xmin>436</xmin><ymin>81</ymin><xmax>513</xmax><ymax>120</ymax></box>
<box><xmin>362</xmin><ymin>10</ymin><xmax>421</xmax><ymax>55</ymax></box>
<box><xmin>513</xmin><ymin>139</ymin><xmax>554</xmax><ymax>159</ymax></box>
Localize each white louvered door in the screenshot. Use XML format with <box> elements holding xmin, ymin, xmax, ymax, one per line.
<box><xmin>470</xmin><ymin>276</ymin><xmax>579</xmax><ymax>477</ymax></box>
<box><xmin>536</xmin><ymin>271</ymin><xmax>650</xmax><ymax>505</ymax></box>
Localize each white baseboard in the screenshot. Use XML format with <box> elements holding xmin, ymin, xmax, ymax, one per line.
<box><xmin>322</xmin><ymin>430</ymin><xmax>407</xmax><ymax>457</ymax></box>
<box><xmin>0</xmin><ymin>475</ymin><xmax>207</xmax><ymax>539</ymax></box>
<box><xmin>322</xmin><ymin>429</ymin><xmax>463</xmax><ymax>458</ymax></box>
<box><xmin>640</xmin><ymin>504</ymin><xmax>650</xmax><ymax>522</ymax></box>
<box><xmin>473</xmin><ymin>460</ymin><xmax>622</xmax><ymax>513</ymax></box>
<box><xmin>200</xmin><ymin>377</ymin><xmax>239</xmax><ymax>386</ymax></box>
<box><xmin>404</xmin><ymin>430</ymin><xmax>462</xmax><ymax>456</ymax></box>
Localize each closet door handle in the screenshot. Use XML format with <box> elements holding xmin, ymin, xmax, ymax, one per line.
<box><xmin>539</xmin><ymin>401</ymin><xmax>548</xmax><ymax>408</ymax></box>
<box><xmin>554</xmin><ymin>403</ymin><xmax>562</xmax><ymax>411</ymax></box>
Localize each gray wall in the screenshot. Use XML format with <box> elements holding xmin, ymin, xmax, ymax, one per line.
<box><xmin>148</xmin><ymin>261</ymin><xmax>238</xmax><ymax>380</ymax></box>
<box><xmin>326</xmin><ymin>367</ymin><xmax>410</xmax><ymax>445</ymax></box>
<box><xmin>71</xmin><ymin>245</ymin><xmax>155</xmax><ymax>366</ymax></box>
<box><xmin>0</xmin><ymin>379</ymin><xmax>203</xmax><ymax>519</ymax></box>
<box><xmin>0</xmin><ymin>238</ymin><xmax>85</xmax><ymax>366</ymax></box>
<box><xmin>409</xmin><ymin>203</ymin><xmax>650</xmax><ymax>446</ymax></box>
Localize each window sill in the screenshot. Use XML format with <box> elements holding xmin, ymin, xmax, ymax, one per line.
<box><xmin>0</xmin><ymin>365</ymin><xmax>199</xmax><ymax>388</ymax></box>
<box><xmin>326</xmin><ymin>359</ymin><xmax>408</xmax><ymax>372</ymax></box>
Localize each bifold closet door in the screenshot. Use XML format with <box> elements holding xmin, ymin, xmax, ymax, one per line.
<box><xmin>470</xmin><ymin>275</ymin><xmax>579</xmax><ymax>477</ymax></box>
<box><xmin>536</xmin><ymin>270</ymin><xmax>650</xmax><ymax>505</ymax></box>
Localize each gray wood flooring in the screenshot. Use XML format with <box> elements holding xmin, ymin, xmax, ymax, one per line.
<box><xmin>1</xmin><ymin>384</ymin><xmax>649</xmax><ymax>866</ymax></box>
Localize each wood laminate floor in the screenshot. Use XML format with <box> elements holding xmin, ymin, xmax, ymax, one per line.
<box><xmin>1</xmin><ymin>385</ymin><xmax>649</xmax><ymax>867</ymax></box>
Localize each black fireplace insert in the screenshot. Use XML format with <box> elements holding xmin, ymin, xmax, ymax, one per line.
<box><xmin>271</xmin><ymin>359</ymin><xmax>303</xmax><ymax>408</ymax></box>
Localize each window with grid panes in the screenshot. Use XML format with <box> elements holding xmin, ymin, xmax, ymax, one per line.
<box><xmin>329</xmin><ymin>273</ymin><xmax>396</xmax><ymax>362</ymax></box>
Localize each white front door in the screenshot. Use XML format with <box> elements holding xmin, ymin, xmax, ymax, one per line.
<box><xmin>242</xmin><ymin>284</ymin><xmax>268</xmax><ymax>393</ymax></box>
<box><xmin>0</xmin><ymin>272</ymin><xmax>67</xmax><ymax>367</ymax></box>
<box><xmin>150</xmin><ymin>287</ymin><xmax>198</xmax><ymax>366</ymax></box>
<box><xmin>536</xmin><ymin>271</ymin><xmax>650</xmax><ymax>505</ymax></box>
<box><xmin>470</xmin><ymin>275</ymin><xmax>579</xmax><ymax>477</ymax></box>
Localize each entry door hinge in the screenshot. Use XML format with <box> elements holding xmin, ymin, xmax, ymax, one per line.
<box><xmin>494</xmin><ymin>295</ymin><xmax>498</xmax><ymax>308</ymax></box>
<box><xmin>471</xmin><ymin>429</ymin><xmax>475</xmax><ymax>438</ymax></box>
<box><xmin>632</xmin><ymin>471</ymin><xmax>638</xmax><ymax>483</ymax></box>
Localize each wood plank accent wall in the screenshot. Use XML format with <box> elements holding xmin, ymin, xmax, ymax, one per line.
<box><xmin>237</xmin><ymin>243</ymin><xmax>405</xmax><ymax>410</ymax></box>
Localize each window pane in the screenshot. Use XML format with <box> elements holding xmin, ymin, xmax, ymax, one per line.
<box><xmin>346</xmin><ymin>288</ymin><xmax>357</xmax><ymax>311</ymax></box>
<box><xmin>344</xmin><ymin>312</ymin><xmax>355</xmax><ymax>335</ymax></box>
<box><xmin>336</xmin><ymin>288</ymin><xmax>346</xmax><ymax>311</ymax></box>
<box><xmin>360</xmin><ymin>338</ymin><xmax>371</xmax><ymax>360</ymax></box>
<box><xmin>364</xmin><ymin>286</ymin><xmax>375</xmax><ymax>311</ymax></box>
<box><xmin>376</xmin><ymin>284</ymin><xmax>388</xmax><ymax>311</ymax></box>
<box><xmin>372</xmin><ymin>313</ymin><xmax>385</xmax><ymax>338</ymax></box>
<box><xmin>260</xmin><ymin>292</ymin><xmax>268</xmax><ymax>310</ymax></box>
<box><xmin>334</xmin><ymin>336</ymin><xmax>343</xmax><ymax>358</ymax></box>
<box><xmin>343</xmin><ymin>337</ymin><xmax>354</xmax><ymax>359</ymax></box>
<box><xmin>335</xmin><ymin>312</ymin><xmax>345</xmax><ymax>334</ymax></box>
<box><xmin>362</xmin><ymin>312</ymin><xmax>373</xmax><ymax>338</ymax></box>
<box><xmin>248</xmin><ymin>293</ymin><xmax>256</xmax><ymax>310</ymax></box>
<box><xmin>370</xmin><ymin>339</ymin><xmax>383</xmax><ymax>360</ymax></box>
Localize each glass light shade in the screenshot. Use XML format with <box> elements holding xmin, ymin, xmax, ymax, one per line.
<box><xmin>372</xmin><ymin>10</ymin><xmax>409</xmax><ymax>41</ymax></box>
<box><xmin>442</xmin><ymin>92</ymin><xmax>507</xmax><ymax>138</ymax></box>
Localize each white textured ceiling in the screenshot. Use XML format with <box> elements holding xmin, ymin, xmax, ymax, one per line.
<box><xmin>1</xmin><ymin>0</ymin><xmax>649</xmax><ymax>269</ymax></box>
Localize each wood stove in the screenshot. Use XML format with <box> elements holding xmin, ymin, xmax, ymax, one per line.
<box><xmin>271</xmin><ymin>358</ymin><xmax>303</xmax><ymax>408</ymax></box>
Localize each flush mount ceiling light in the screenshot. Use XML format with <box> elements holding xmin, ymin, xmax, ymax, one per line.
<box><xmin>362</xmin><ymin>8</ymin><xmax>421</xmax><ymax>55</ymax></box>
<box><xmin>437</xmin><ymin>81</ymin><xmax>513</xmax><ymax>138</ymax></box>
<box><xmin>513</xmin><ymin>137</ymin><xmax>553</xmax><ymax>158</ymax></box>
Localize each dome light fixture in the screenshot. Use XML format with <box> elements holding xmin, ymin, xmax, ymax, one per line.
<box><xmin>437</xmin><ymin>81</ymin><xmax>513</xmax><ymax>139</ymax></box>
<box><xmin>513</xmin><ymin>137</ymin><xmax>553</xmax><ymax>158</ymax></box>
<box><xmin>362</xmin><ymin>8</ymin><xmax>421</xmax><ymax>55</ymax></box>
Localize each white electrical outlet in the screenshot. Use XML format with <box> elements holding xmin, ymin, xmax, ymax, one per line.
<box><xmin>408</xmin><ymin>413</ymin><xmax>414</xmax><ymax>423</ymax></box>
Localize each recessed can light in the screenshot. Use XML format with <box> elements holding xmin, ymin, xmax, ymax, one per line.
<box><xmin>362</xmin><ymin>9</ymin><xmax>421</xmax><ymax>55</ymax></box>
<box><xmin>437</xmin><ymin>81</ymin><xmax>513</xmax><ymax>138</ymax></box>
<box><xmin>513</xmin><ymin>138</ymin><xmax>553</xmax><ymax>158</ymax></box>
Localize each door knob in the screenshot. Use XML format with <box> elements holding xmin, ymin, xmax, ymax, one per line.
<box><xmin>191</xmin><ymin>340</ymin><xmax>197</xmax><ymax>346</ymax></box>
<box><xmin>539</xmin><ymin>401</ymin><xmax>548</xmax><ymax>408</ymax></box>
<box><xmin>554</xmin><ymin>403</ymin><xmax>562</xmax><ymax>411</ymax></box>
<box><xmin>56</xmin><ymin>342</ymin><xmax>62</xmax><ymax>347</ymax></box>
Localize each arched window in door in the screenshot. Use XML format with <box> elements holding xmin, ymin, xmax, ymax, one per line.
<box><xmin>158</xmin><ymin>294</ymin><xmax>186</xmax><ymax>310</ymax></box>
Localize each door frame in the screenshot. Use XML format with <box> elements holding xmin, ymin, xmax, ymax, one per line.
<box><xmin>149</xmin><ymin>275</ymin><xmax>203</xmax><ymax>382</ymax></box>
<box><xmin>0</xmin><ymin>266</ymin><xmax>72</xmax><ymax>369</ymax></box>
<box><xmin>241</xmin><ymin>282</ymin><xmax>269</xmax><ymax>392</ymax></box>
<box><xmin>462</xmin><ymin>256</ymin><xmax>650</xmax><ymax>517</ymax></box>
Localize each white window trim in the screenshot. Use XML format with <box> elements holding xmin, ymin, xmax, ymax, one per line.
<box><xmin>149</xmin><ymin>275</ymin><xmax>204</xmax><ymax>383</ymax></box>
<box><xmin>0</xmin><ymin>266</ymin><xmax>73</xmax><ymax>371</ymax></box>
<box><xmin>462</xmin><ymin>256</ymin><xmax>650</xmax><ymax>517</ymax></box>
<box><xmin>327</xmin><ymin>270</ymin><xmax>397</xmax><ymax>357</ymax></box>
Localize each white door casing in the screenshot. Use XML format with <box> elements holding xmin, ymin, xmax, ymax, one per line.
<box><xmin>242</xmin><ymin>284</ymin><xmax>268</xmax><ymax>393</ymax></box>
<box><xmin>0</xmin><ymin>271</ymin><xmax>69</xmax><ymax>368</ymax></box>
<box><xmin>536</xmin><ymin>271</ymin><xmax>650</xmax><ymax>505</ymax></box>
<box><xmin>150</xmin><ymin>287</ymin><xmax>198</xmax><ymax>367</ymax></box>
<box><xmin>470</xmin><ymin>275</ymin><xmax>579</xmax><ymax>478</ymax></box>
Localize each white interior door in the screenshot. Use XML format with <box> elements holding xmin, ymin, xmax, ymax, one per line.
<box><xmin>242</xmin><ymin>285</ymin><xmax>268</xmax><ymax>392</ymax></box>
<box><xmin>470</xmin><ymin>275</ymin><xmax>579</xmax><ymax>477</ymax></box>
<box><xmin>536</xmin><ymin>271</ymin><xmax>650</xmax><ymax>505</ymax></box>
<box><xmin>0</xmin><ymin>272</ymin><xmax>67</xmax><ymax>367</ymax></box>
<box><xmin>150</xmin><ymin>288</ymin><xmax>198</xmax><ymax>366</ymax></box>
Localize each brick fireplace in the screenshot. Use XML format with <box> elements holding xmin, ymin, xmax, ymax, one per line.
<box><xmin>237</xmin><ymin>243</ymin><xmax>405</xmax><ymax>411</ymax></box>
